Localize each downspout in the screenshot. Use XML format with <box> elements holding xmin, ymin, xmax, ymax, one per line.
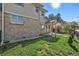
<box><xmin>1</xmin><ymin>3</ymin><xmax>4</xmax><ymax>46</ymax></box>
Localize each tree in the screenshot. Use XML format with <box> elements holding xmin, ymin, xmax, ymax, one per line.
<box><xmin>55</xmin><ymin>13</ymin><xmax>64</xmax><ymax>23</ymax></box>
<box><xmin>48</xmin><ymin>13</ymin><xmax>65</xmax><ymax>39</ymax></box>
<box><xmin>71</xmin><ymin>21</ymin><xmax>78</xmax><ymax>32</ymax></box>
<box><xmin>49</xmin><ymin>13</ymin><xmax>55</xmax><ymax>20</ymax></box>
<box><xmin>64</xmin><ymin>23</ymin><xmax>72</xmax><ymax>34</ymax></box>
<box><xmin>64</xmin><ymin>21</ymin><xmax>78</xmax><ymax>39</ymax></box>
<box><xmin>48</xmin><ymin>13</ymin><xmax>64</xmax><ymax>23</ymax></box>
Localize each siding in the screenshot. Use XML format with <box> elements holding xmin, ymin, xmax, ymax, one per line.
<box><xmin>4</xmin><ymin>3</ymin><xmax>46</xmax><ymax>42</ymax></box>
<box><xmin>4</xmin><ymin>3</ymin><xmax>39</xmax><ymax>20</ymax></box>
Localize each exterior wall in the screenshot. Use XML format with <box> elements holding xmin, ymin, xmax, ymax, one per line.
<box><xmin>4</xmin><ymin>3</ymin><xmax>47</xmax><ymax>25</ymax></box>
<box><xmin>4</xmin><ymin>3</ymin><xmax>48</xmax><ymax>42</ymax></box>
<box><xmin>4</xmin><ymin>12</ymin><xmax>41</xmax><ymax>42</ymax></box>
<box><xmin>40</xmin><ymin>15</ymin><xmax>46</xmax><ymax>24</ymax></box>
<box><xmin>4</xmin><ymin>3</ymin><xmax>38</xmax><ymax>19</ymax></box>
<box><xmin>39</xmin><ymin>16</ymin><xmax>47</xmax><ymax>34</ymax></box>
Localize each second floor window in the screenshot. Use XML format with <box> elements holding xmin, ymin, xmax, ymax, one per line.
<box><xmin>36</xmin><ymin>7</ymin><xmax>39</xmax><ymax>13</ymax></box>
<box><xmin>11</xmin><ymin>15</ymin><xmax>23</xmax><ymax>24</ymax></box>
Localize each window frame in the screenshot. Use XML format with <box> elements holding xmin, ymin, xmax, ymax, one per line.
<box><xmin>10</xmin><ymin>14</ymin><xmax>24</xmax><ymax>25</ymax></box>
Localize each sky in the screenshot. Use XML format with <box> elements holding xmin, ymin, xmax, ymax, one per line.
<box><xmin>42</xmin><ymin>3</ymin><xmax>79</xmax><ymax>22</ymax></box>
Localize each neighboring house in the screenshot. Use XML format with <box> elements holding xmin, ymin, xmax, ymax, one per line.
<box><xmin>0</xmin><ymin>3</ymin><xmax>2</xmax><ymax>44</ymax></box>
<box><xmin>2</xmin><ymin>3</ymin><xmax>47</xmax><ymax>43</ymax></box>
<box><xmin>52</xmin><ymin>23</ymin><xmax>64</xmax><ymax>33</ymax></box>
<box><xmin>45</xmin><ymin>20</ymin><xmax>64</xmax><ymax>34</ymax></box>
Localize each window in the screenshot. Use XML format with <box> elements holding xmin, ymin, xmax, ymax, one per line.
<box><xmin>36</xmin><ymin>7</ymin><xmax>39</xmax><ymax>13</ymax></box>
<box><xmin>11</xmin><ymin>15</ymin><xmax>23</xmax><ymax>24</ymax></box>
<box><xmin>15</xmin><ymin>3</ymin><xmax>24</xmax><ymax>7</ymax></box>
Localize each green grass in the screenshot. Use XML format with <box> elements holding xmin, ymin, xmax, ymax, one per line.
<box><xmin>0</xmin><ymin>34</ymin><xmax>79</xmax><ymax>56</ymax></box>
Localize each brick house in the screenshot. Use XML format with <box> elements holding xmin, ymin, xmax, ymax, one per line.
<box><xmin>1</xmin><ymin>3</ymin><xmax>47</xmax><ymax>43</ymax></box>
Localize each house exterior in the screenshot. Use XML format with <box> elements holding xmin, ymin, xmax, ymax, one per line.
<box><xmin>45</xmin><ymin>20</ymin><xmax>64</xmax><ymax>34</ymax></box>
<box><xmin>3</xmin><ymin>3</ymin><xmax>47</xmax><ymax>43</ymax></box>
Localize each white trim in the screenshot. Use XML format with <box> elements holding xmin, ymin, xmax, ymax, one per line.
<box><xmin>10</xmin><ymin>14</ymin><xmax>24</xmax><ymax>24</ymax></box>
<box><xmin>5</xmin><ymin>11</ymin><xmax>39</xmax><ymax>20</ymax></box>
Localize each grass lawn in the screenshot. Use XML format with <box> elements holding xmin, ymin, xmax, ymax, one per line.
<box><xmin>0</xmin><ymin>34</ymin><xmax>79</xmax><ymax>56</ymax></box>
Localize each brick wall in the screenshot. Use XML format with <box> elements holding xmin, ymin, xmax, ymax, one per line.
<box><xmin>4</xmin><ymin>12</ymin><xmax>41</xmax><ymax>42</ymax></box>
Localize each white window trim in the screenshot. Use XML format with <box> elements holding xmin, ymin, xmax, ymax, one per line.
<box><xmin>10</xmin><ymin>14</ymin><xmax>24</xmax><ymax>24</ymax></box>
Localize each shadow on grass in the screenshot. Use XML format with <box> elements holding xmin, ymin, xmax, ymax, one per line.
<box><xmin>42</xmin><ymin>35</ymin><xmax>60</xmax><ymax>42</ymax></box>
<box><xmin>0</xmin><ymin>35</ymin><xmax>60</xmax><ymax>54</ymax></box>
<box><xmin>21</xmin><ymin>38</ymin><xmax>41</xmax><ymax>47</ymax></box>
<box><xmin>0</xmin><ymin>43</ymin><xmax>19</xmax><ymax>54</ymax></box>
<box><xmin>21</xmin><ymin>35</ymin><xmax>60</xmax><ymax>47</ymax></box>
<box><xmin>0</xmin><ymin>39</ymin><xmax>40</xmax><ymax>54</ymax></box>
<box><xmin>68</xmin><ymin>36</ymin><xmax>78</xmax><ymax>52</ymax></box>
